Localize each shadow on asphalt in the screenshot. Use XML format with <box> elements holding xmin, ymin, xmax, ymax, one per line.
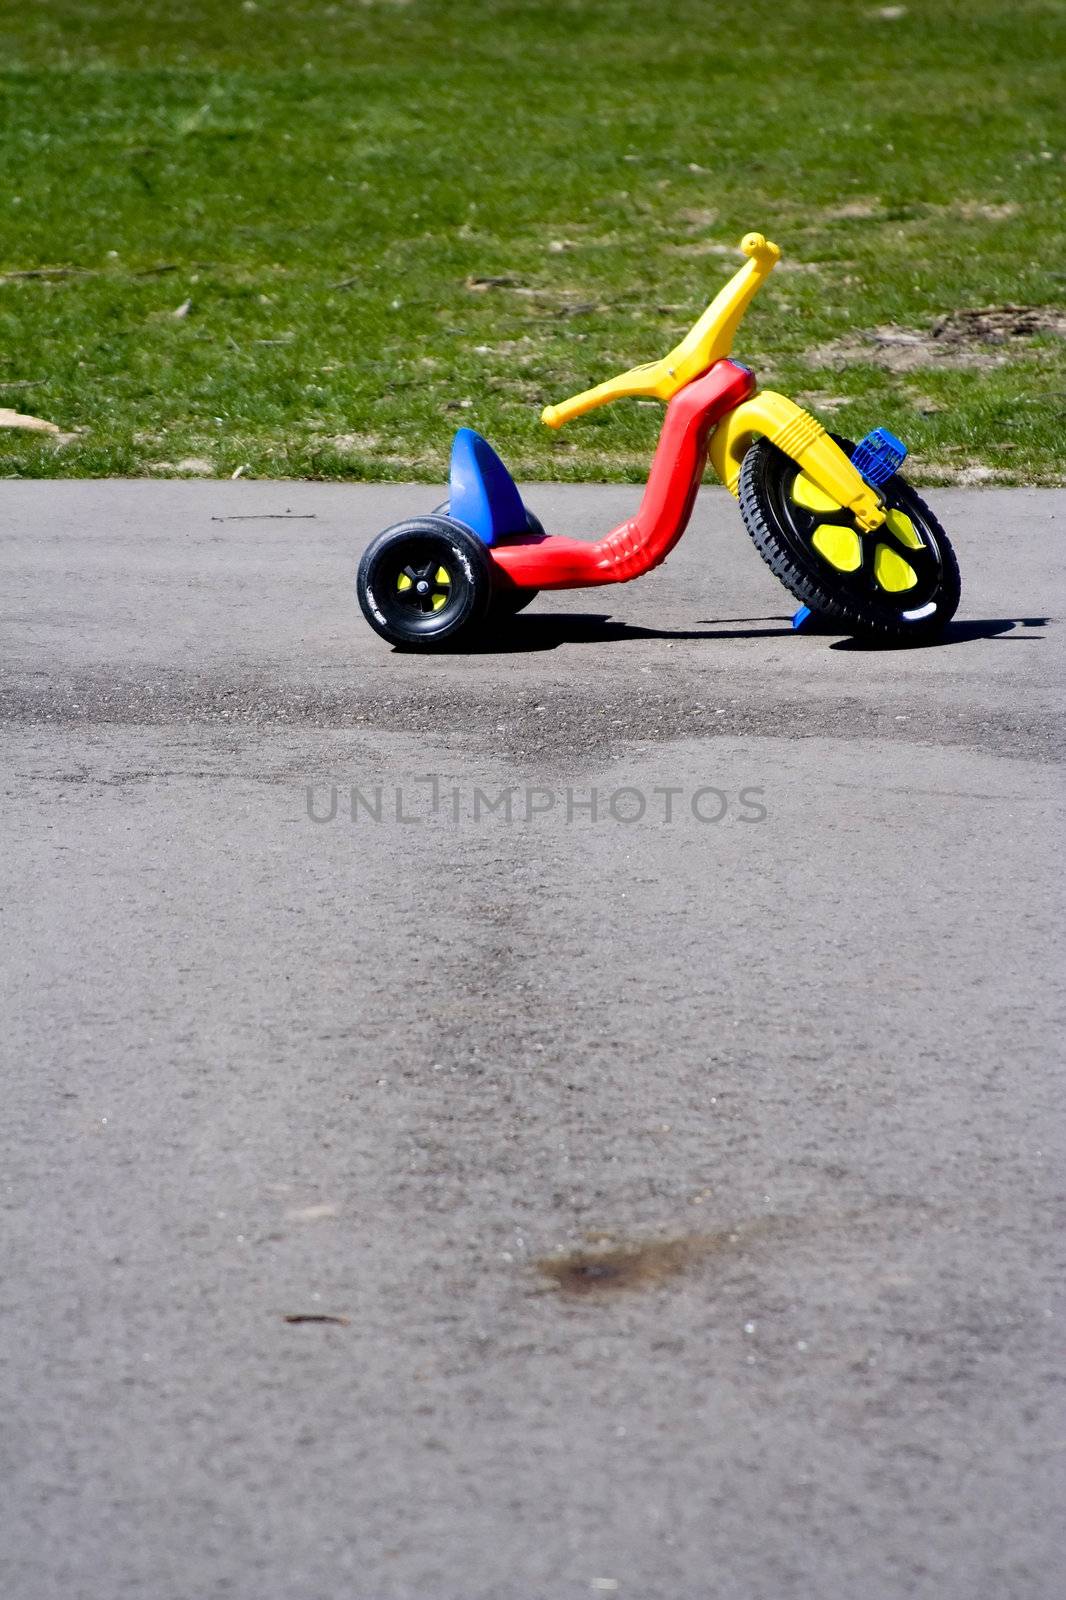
<box><xmin>830</xmin><ymin>617</ymin><xmax>1050</xmax><ymax>652</ymax></box>
<box><xmin>402</xmin><ymin>615</ymin><xmax>1050</xmax><ymax>656</ymax></box>
<box><xmin>467</xmin><ymin>613</ymin><xmax>797</xmax><ymax>653</ymax></box>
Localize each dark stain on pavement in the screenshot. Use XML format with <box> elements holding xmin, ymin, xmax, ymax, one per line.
<box><xmin>4</xmin><ymin>663</ymin><xmax>1060</xmax><ymax>764</ymax></box>
<box><xmin>537</xmin><ymin>1236</ymin><xmax>696</xmax><ymax>1296</ymax></box>
<box><xmin>536</xmin><ymin>1218</ymin><xmax>801</xmax><ymax>1298</ymax></box>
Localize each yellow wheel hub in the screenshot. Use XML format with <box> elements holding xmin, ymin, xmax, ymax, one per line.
<box><xmin>396</xmin><ymin>562</ymin><xmax>451</xmax><ymax>610</ymax></box>
<box><xmin>792</xmin><ymin>471</ymin><xmax>922</xmax><ymax>593</ymax></box>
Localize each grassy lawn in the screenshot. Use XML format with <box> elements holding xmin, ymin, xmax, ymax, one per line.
<box><xmin>1</xmin><ymin>0</ymin><xmax>1064</xmax><ymax>483</ymax></box>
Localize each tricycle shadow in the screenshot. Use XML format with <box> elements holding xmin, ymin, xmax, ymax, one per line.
<box><xmin>397</xmin><ymin>614</ymin><xmax>1050</xmax><ymax>656</ymax></box>
<box><xmin>829</xmin><ymin>617</ymin><xmax>1049</xmax><ymax>651</ymax></box>
<box><xmin>413</xmin><ymin>613</ymin><xmax>799</xmax><ymax>655</ymax></box>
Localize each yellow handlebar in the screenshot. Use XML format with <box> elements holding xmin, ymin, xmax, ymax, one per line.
<box><xmin>541</xmin><ymin>361</ymin><xmax>669</xmax><ymax>430</ymax></box>
<box><xmin>541</xmin><ymin>230</ymin><xmax>780</xmax><ymax>429</ymax></box>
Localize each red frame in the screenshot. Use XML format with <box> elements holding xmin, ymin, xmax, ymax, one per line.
<box><xmin>489</xmin><ymin>358</ymin><xmax>756</xmax><ymax>592</ymax></box>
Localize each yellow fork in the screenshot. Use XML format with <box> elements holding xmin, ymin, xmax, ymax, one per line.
<box><xmin>708</xmin><ymin>391</ymin><xmax>886</xmax><ymax>533</ymax></box>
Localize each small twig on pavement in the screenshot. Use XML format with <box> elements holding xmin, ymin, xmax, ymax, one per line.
<box><xmin>282</xmin><ymin>1313</ymin><xmax>350</xmax><ymax>1326</ymax></box>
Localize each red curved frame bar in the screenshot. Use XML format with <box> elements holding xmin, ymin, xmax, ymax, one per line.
<box><xmin>489</xmin><ymin>358</ymin><xmax>756</xmax><ymax>591</ymax></box>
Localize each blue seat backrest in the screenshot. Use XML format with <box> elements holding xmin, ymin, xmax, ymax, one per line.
<box><xmin>448</xmin><ymin>428</ymin><xmax>527</xmax><ymax>546</ymax></box>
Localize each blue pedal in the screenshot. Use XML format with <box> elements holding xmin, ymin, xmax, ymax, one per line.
<box><xmin>792</xmin><ymin>606</ymin><xmax>846</xmax><ymax>635</ymax></box>
<box><xmin>852</xmin><ymin>427</ymin><xmax>907</xmax><ymax>489</ymax></box>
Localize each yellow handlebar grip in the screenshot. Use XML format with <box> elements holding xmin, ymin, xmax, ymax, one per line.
<box><xmin>740</xmin><ymin>231</ymin><xmax>781</xmax><ymax>265</ymax></box>
<box><xmin>540</xmin><ymin>362</ymin><xmax>669</xmax><ymax>429</ymax></box>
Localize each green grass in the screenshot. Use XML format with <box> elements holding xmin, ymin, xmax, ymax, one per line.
<box><xmin>1</xmin><ymin>0</ymin><xmax>1064</xmax><ymax>482</ymax></box>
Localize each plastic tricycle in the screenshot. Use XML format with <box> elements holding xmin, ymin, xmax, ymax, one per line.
<box><xmin>356</xmin><ymin>231</ymin><xmax>960</xmax><ymax>649</ymax></box>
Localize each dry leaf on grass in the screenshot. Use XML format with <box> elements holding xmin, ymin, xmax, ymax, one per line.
<box><xmin>0</xmin><ymin>407</ymin><xmax>60</xmax><ymax>433</ymax></box>
<box><xmin>465</xmin><ymin>274</ymin><xmax>527</xmax><ymax>292</ymax></box>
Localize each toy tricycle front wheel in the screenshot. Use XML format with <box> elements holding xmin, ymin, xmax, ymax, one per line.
<box><xmin>356</xmin><ymin>516</ymin><xmax>492</xmax><ymax>649</ymax></box>
<box><xmin>738</xmin><ymin>436</ymin><xmax>961</xmax><ymax>642</ymax></box>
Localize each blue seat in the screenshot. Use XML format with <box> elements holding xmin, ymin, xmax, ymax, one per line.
<box><xmin>448</xmin><ymin>428</ymin><xmax>529</xmax><ymax>547</ymax></box>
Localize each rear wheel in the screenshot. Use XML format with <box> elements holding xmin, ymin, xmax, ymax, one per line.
<box><xmin>356</xmin><ymin>516</ymin><xmax>492</xmax><ymax>649</ymax></box>
<box><xmin>738</xmin><ymin>435</ymin><xmax>960</xmax><ymax>641</ymax></box>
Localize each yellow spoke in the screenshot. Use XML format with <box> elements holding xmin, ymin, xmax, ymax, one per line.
<box><xmin>885</xmin><ymin>508</ymin><xmax>923</xmax><ymax>550</ymax></box>
<box><xmin>873</xmin><ymin>543</ymin><xmax>917</xmax><ymax>592</ymax></box>
<box><xmin>811</xmin><ymin>522</ymin><xmax>861</xmax><ymax>572</ymax></box>
<box><xmin>792</xmin><ymin>472</ymin><xmax>843</xmax><ymax>515</ymax></box>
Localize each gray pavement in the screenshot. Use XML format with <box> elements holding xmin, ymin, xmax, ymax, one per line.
<box><xmin>1</xmin><ymin>478</ymin><xmax>1064</xmax><ymax>1600</ymax></box>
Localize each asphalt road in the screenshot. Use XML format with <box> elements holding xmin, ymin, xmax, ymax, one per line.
<box><xmin>2</xmin><ymin>479</ymin><xmax>1064</xmax><ymax>1600</ymax></box>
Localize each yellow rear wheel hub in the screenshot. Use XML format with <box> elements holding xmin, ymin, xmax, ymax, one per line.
<box><xmin>396</xmin><ymin>562</ymin><xmax>452</xmax><ymax>608</ymax></box>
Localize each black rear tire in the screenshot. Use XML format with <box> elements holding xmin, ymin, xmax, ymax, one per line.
<box><xmin>738</xmin><ymin>436</ymin><xmax>960</xmax><ymax>642</ymax></box>
<box><xmin>356</xmin><ymin>516</ymin><xmax>492</xmax><ymax>650</ymax></box>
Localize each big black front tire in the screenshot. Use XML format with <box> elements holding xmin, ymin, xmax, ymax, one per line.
<box><xmin>738</xmin><ymin>436</ymin><xmax>961</xmax><ymax>641</ymax></box>
<box><xmin>356</xmin><ymin>516</ymin><xmax>492</xmax><ymax>650</ymax></box>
